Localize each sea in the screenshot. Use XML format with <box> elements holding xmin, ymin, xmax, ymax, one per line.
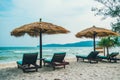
<box><xmin>0</xmin><ymin>47</ymin><xmax>120</xmax><ymax>64</ymax></box>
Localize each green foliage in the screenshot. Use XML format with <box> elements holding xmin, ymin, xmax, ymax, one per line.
<box><xmin>92</xmin><ymin>0</ymin><xmax>120</xmax><ymax>18</ymax></box>
<box><xmin>98</xmin><ymin>37</ymin><xmax>114</xmax><ymax>48</ymax></box>
<box><xmin>112</xmin><ymin>19</ymin><xmax>120</xmax><ymax>33</ymax></box>
<box><xmin>92</xmin><ymin>0</ymin><xmax>120</xmax><ymax>33</ymax></box>
<box><xmin>97</xmin><ymin>36</ymin><xmax>120</xmax><ymax>55</ymax></box>
<box><xmin>112</xmin><ymin>36</ymin><xmax>120</xmax><ymax>46</ymax></box>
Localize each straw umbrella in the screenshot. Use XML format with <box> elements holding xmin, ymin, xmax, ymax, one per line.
<box><xmin>75</xmin><ymin>26</ymin><xmax>119</xmax><ymax>51</ymax></box>
<box><xmin>11</xmin><ymin>18</ymin><xmax>69</xmax><ymax>68</ymax></box>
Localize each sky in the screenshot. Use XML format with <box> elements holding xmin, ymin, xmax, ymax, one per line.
<box><xmin>0</xmin><ymin>0</ymin><xmax>114</xmax><ymax>47</ymax></box>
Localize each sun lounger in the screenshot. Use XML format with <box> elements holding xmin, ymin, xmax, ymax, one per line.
<box><xmin>17</xmin><ymin>52</ymin><xmax>38</xmax><ymax>72</ymax></box>
<box><xmin>43</xmin><ymin>52</ymin><xmax>69</xmax><ymax>70</ymax></box>
<box><xmin>98</xmin><ymin>52</ymin><xmax>119</xmax><ymax>62</ymax></box>
<box><xmin>76</xmin><ymin>51</ymin><xmax>99</xmax><ymax>63</ymax></box>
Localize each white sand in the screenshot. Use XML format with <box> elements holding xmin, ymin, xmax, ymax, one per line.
<box><xmin>0</xmin><ymin>58</ymin><xmax>120</xmax><ymax>80</ymax></box>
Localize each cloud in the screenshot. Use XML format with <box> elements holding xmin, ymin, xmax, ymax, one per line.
<box><xmin>10</xmin><ymin>0</ymin><xmax>94</xmax><ymax>18</ymax></box>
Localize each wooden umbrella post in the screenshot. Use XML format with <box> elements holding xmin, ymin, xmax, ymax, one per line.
<box><xmin>39</xmin><ymin>31</ymin><xmax>42</xmax><ymax>68</ymax></box>
<box><xmin>93</xmin><ymin>31</ymin><xmax>97</xmax><ymax>51</ymax></box>
<box><xmin>93</xmin><ymin>34</ymin><xmax>95</xmax><ymax>51</ymax></box>
<box><xmin>39</xmin><ymin>18</ymin><xmax>42</xmax><ymax>68</ymax></box>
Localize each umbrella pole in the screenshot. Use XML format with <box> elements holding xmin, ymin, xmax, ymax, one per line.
<box><xmin>93</xmin><ymin>32</ymin><xmax>96</xmax><ymax>51</ymax></box>
<box><xmin>39</xmin><ymin>31</ymin><xmax>42</xmax><ymax>68</ymax></box>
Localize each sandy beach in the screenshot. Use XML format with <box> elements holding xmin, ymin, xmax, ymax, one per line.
<box><xmin>0</xmin><ymin>57</ymin><xmax>120</xmax><ymax>80</ymax></box>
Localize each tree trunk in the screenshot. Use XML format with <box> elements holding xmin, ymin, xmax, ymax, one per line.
<box><xmin>106</xmin><ymin>47</ymin><xmax>109</xmax><ymax>56</ymax></box>
<box><xmin>103</xmin><ymin>47</ymin><xmax>105</xmax><ymax>56</ymax></box>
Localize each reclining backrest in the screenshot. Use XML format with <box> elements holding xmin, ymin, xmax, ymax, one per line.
<box><xmin>87</xmin><ymin>51</ymin><xmax>99</xmax><ymax>59</ymax></box>
<box><xmin>109</xmin><ymin>52</ymin><xmax>119</xmax><ymax>58</ymax></box>
<box><xmin>22</xmin><ymin>52</ymin><xmax>38</xmax><ymax>65</ymax></box>
<box><xmin>52</xmin><ymin>52</ymin><xmax>66</xmax><ymax>63</ymax></box>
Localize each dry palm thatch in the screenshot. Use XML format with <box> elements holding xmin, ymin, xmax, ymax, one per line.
<box><xmin>75</xmin><ymin>26</ymin><xmax>119</xmax><ymax>51</ymax></box>
<box><xmin>11</xmin><ymin>22</ymin><xmax>69</xmax><ymax>37</ymax></box>
<box><xmin>76</xmin><ymin>26</ymin><xmax>119</xmax><ymax>38</ymax></box>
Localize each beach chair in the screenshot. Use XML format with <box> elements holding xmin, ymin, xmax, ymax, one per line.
<box><xmin>98</xmin><ymin>52</ymin><xmax>119</xmax><ymax>62</ymax></box>
<box><xmin>76</xmin><ymin>51</ymin><xmax>99</xmax><ymax>63</ymax></box>
<box><xmin>17</xmin><ymin>53</ymin><xmax>38</xmax><ymax>72</ymax></box>
<box><xmin>43</xmin><ymin>52</ymin><xmax>69</xmax><ymax>70</ymax></box>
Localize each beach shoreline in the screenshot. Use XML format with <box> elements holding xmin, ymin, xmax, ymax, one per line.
<box><xmin>0</xmin><ymin>57</ymin><xmax>120</xmax><ymax>80</ymax></box>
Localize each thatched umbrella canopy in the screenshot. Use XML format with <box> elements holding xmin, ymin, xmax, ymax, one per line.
<box><xmin>11</xmin><ymin>18</ymin><xmax>69</xmax><ymax>68</ymax></box>
<box><xmin>11</xmin><ymin>20</ymin><xmax>69</xmax><ymax>37</ymax></box>
<box><xmin>76</xmin><ymin>26</ymin><xmax>119</xmax><ymax>51</ymax></box>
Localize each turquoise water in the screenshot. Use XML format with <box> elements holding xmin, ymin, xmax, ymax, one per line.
<box><xmin>0</xmin><ymin>47</ymin><xmax>119</xmax><ymax>63</ymax></box>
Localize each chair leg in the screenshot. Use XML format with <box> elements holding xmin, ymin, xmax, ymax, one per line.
<box><xmin>114</xmin><ymin>59</ymin><xmax>117</xmax><ymax>63</ymax></box>
<box><xmin>17</xmin><ymin>65</ymin><xmax>20</xmax><ymax>68</ymax></box>
<box><xmin>22</xmin><ymin>68</ymin><xmax>26</xmax><ymax>73</ymax></box>
<box><xmin>109</xmin><ymin>59</ymin><xmax>111</xmax><ymax>62</ymax></box>
<box><xmin>96</xmin><ymin>60</ymin><xmax>98</xmax><ymax>63</ymax></box>
<box><xmin>64</xmin><ymin>65</ymin><xmax>65</xmax><ymax>69</ymax></box>
<box><xmin>77</xmin><ymin>58</ymin><xmax>79</xmax><ymax>62</ymax></box>
<box><xmin>83</xmin><ymin>59</ymin><xmax>84</xmax><ymax>61</ymax></box>
<box><xmin>35</xmin><ymin>64</ymin><xmax>38</xmax><ymax>72</ymax></box>
<box><xmin>53</xmin><ymin>66</ymin><xmax>55</xmax><ymax>70</ymax></box>
<box><xmin>36</xmin><ymin>68</ymin><xmax>38</xmax><ymax>72</ymax></box>
<box><xmin>44</xmin><ymin>62</ymin><xmax>46</xmax><ymax>66</ymax></box>
<box><xmin>89</xmin><ymin>60</ymin><xmax>91</xmax><ymax>63</ymax></box>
